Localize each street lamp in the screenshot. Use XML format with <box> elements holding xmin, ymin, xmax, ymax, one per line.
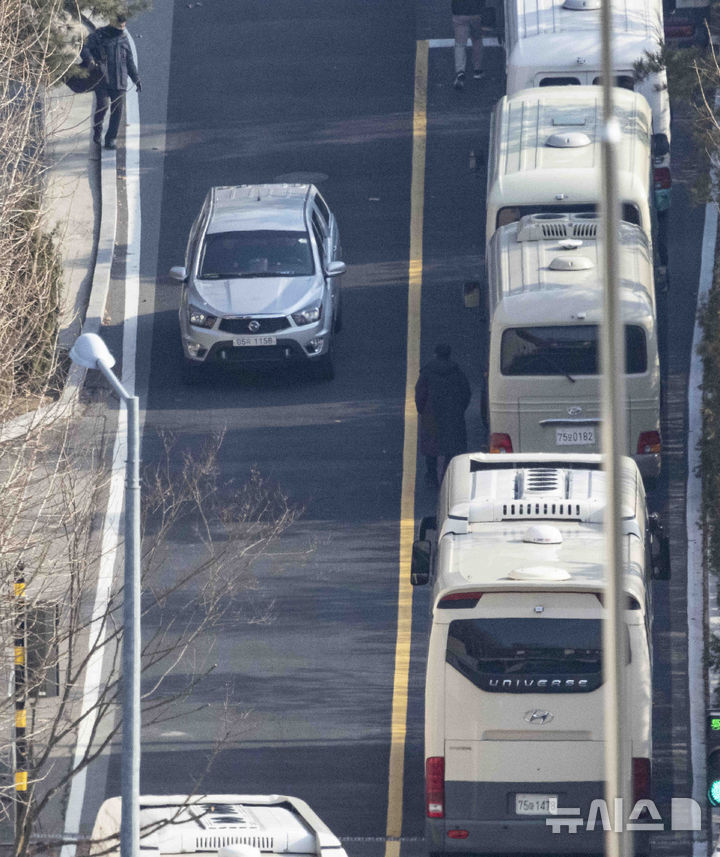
<box><xmin>69</xmin><ymin>332</ymin><xmax>140</xmax><ymax>857</ymax></box>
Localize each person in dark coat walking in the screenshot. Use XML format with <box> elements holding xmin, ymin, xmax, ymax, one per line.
<box><xmin>81</xmin><ymin>15</ymin><xmax>141</xmax><ymax>149</ymax></box>
<box><xmin>415</xmin><ymin>344</ymin><xmax>472</xmax><ymax>488</ymax></box>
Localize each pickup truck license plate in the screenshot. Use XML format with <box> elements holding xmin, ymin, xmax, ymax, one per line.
<box><xmin>515</xmin><ymin>794</ymin><xmax>559</xmax><ymax>816</ymax></box>
<box><xmin>556</xmin><ymin>427</ymin><xmax>595</xmax><ymax>445</ymax></box>
<box><xmin>233</xmin><ymin>335</ymin><xmax>277</xmax><ymax>347</ymax></box>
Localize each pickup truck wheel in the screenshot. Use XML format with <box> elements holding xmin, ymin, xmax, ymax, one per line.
<box><xmin>183</xmin><ymin>360</ymin><xmax>203</xmax><ymax>385</ymax></box>
<box><xmin>315</xmin><ymin>340</ymin><xmax>335</xmax><ymax>381</ymax></box>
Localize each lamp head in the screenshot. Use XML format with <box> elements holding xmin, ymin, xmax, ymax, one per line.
<box><xmin>69</xmin><ymin>333</ymin><xmax>116</xmax><ymax>370</ymax></box>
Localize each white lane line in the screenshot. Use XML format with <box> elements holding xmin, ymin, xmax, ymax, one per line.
<box><xmin>59</xmin><ymin>428</ymin><xmax>126</xmax><ymax>857</ymax></box>
<box><xmin>123</xmin><ymin>33</ymin><xmax>141</xmax><ymax>397</ymax></box>
<box><xmin>689</xmin><ymin>179</ymin><xmax>718</xmax><ymax>856</ymax></box>
<box><xmin>60</xmin><ymin>32</ymin><xmax>143</xmax><ymax>856</ymax></box>
<box><xmin>428</xmin><ymin>37</ymin><xmax>501</xmax><ymax>47</ymax></box>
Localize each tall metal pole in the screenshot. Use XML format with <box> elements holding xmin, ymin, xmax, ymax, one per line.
<box><xmin>95</xmin><ymin>362</ymin><xmax>141</xmax><ymax>857</ymax></box>
<box><xmin>599</xmin><ymin>0</ymin><xmax>631</xmax><ymax>854</ymax></box>
<box><xmin>68</xmin><ymin>335</ymin><xmax>142</xmax><ymax>857</ymax></box>
<box><xmin>121</xmin><ymin>394</ymin><xmax>141</xmax><ymax>857</ymax></box>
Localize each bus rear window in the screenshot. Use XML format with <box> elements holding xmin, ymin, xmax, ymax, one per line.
<box><xmin>496</xmin><ymin>204</ymin><xmax>641</xmax><ymax>229</ymax></box>
<box><xmin>500</xmin><ymin>324</ymin><xmax>647</xmax><ymax>376</ymax></box>
<box><xmin>539</xmin><ymin>76</ymin><xmax>582</xmax><ymax>86</ymax></box>
<box><xmin>446</xmin><ymin>618</ymin><xmax>629</xmax><ymax>693</ymax></box>
<box><xmin>593</xmin><ymin>75</ymin><xmax>635</xmax><ymax>91</ymax></box>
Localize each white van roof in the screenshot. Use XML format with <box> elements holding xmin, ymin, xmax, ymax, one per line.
<box><xmin>90</xmin><ymin>795</ymin><xmax>348</xmax><ymax>857</ymax></box>
<box><xmin>434</xmin><ymin>453</ymin><xmax>646</xmax><ymax>607</ymax></box>
<box><xmin>488</xmin><ymin>86</ymin><xmax>651</xmax><ymax>211</ymax></box>
<box><xmin>487</xmin><ymin>213</ymin><xmax>655</xmax><ymax>323</ymax></box>
<box><xmin>506</xmin><ymin>0</ymin><xmax>664</xmax><ymax>59</ymax></box>
<box><xmin>513</xmin><ymin>0</ymin><xmax>661</xmax><ymax>37</ymax></box>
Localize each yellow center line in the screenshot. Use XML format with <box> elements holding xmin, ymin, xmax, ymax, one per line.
<box><xmin>384</xmin><ymin>39</ymin><xmax>429</xmax><ymax>857</ymax></box>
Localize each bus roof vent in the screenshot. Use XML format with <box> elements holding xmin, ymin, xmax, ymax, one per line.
<box><xmin>548</xmin><ymin>254</ymin><xmax>594</xmax><ymax>271</ymax></box>
<box><xmin>562</xmin><ymin>0</ymin><xmax>602</xmax><ymax>9</ymax></box>
<box><xmin>465</xmin><ymin>465</ymin><xmax>608</xmax><ymax>523</ymax></box>
<box><xmin>517</xmin><ymin>215</ymin><xmax>570</xmax><ymax>241</ymax></box>
<box><xmin>546</xmin><ymin>131</ymin><xmax>592</xmax><ymax>148</ymax></box>
<box><xmin>515</xmin><ymin>215</ymin><xmax>600</xmax><ymax>243</ymax></box>
<box><xmin>522</xmin><ymin>524</ymin><xmax>563</xmax><ymax>544</ymax></box>
<box><xmin>571</xmin><ymin>220</ymin><xmax>598</xmax><ymax>238</ymax></box>
<box><xmin>508</xmin><ymin>566</ymin><xmax>572</xmax><ymax>581</ymax></box>
<box><xmin>518</xmin><ymin>467</ymin><xmax>563</xmax><ymax>496</ymax></box>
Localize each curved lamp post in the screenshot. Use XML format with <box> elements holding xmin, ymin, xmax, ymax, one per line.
<box><xmin>69</xmin><ymin>333</ymin><xmax>140</xmax><ymax>857</ymax></box>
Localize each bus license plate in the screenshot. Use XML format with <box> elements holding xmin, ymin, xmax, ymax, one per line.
<box><xmin>556</xmin><ymin>427</ymin><xmax>595</xmax><ymax>445</ymax></box>
<box><xmin>233</xmin><ymin>335</ymin><xmax>277</xmax><ymax>347</ymax></box>
<box><xmin>515</xmin><ymin>794</ymin><xmax>559</xmax><ymax>816</ymax></box>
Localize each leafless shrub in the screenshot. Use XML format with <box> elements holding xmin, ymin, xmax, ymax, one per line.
<box><xmin>0</xmin><ymin>424</ymin><xmax>299</xmax><ymax>857</ymax></box>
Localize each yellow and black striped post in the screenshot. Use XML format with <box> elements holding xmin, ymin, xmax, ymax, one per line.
<box><xmin>13</xmin><ymin>561</ymin><xmax>28</xmax><ymax>853</ymax></box>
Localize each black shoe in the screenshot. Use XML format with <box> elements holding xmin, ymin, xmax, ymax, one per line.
<box><xmin>92</xmin><ymin>132</ymin><xmax>101</xmax><ymax>144</ymax></box>
<box><xmin>453</xmin><ymin>71</ymin><xmax>465</xmax><ymax>90</ymax></box>
<box><xmin>473</xmin><ymin>68</ymin><xmax>485</xmax><ymax>80</ymax></box>
<box><xmin>104</xmin><ymin>139</ymin><xmax>117</xmax><ymax>150</ymax></box>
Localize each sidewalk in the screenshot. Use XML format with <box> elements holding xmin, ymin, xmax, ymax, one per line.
<box><xmin>0</xmin><ymin>84</ymin><xmax>109</xmax><ymax>853</ymax></box>
<box><xmin>44</xmin><ymin>85</ymin><xmax>100</xmax><ymax>354</ymax></box>
<box><xmin>0</xmin><ymin>80</ymin><xmax>119</xmax><ymax>447</ymax></box>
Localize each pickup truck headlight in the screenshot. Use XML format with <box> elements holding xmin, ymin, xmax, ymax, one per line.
<box><xmin>291</xmin><ymin>304</ymin><xmax>322</xmax><ymax>326</ymax></box>
<box><xmin>188</xmin><ymin>305</ymin><xmax>217</xmax><ymax>329</ymax></box>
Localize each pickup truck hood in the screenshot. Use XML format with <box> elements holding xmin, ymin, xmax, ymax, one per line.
<box><xmin>192</xmin><ymin>275</ymin><xmax>322</xmax><ymax>316</ymax></box>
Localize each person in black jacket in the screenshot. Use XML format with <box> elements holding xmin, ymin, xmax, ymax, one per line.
<box><xmin>81</xmin><ymin>15</ymin><xmax>141</xmax><ymax>149</ymax></box>
<box><xmin>451</xmin><ymin>0</ymin><xmax>488</xmax><ymax>90</ymax></box>
<box><xmin>415</xmin><ymin>344</ymin><xmax>472</xmax><ymax>489</ymax></box>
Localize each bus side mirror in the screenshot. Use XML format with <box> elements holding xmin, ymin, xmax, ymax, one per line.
<box><xmin>652</xmin><ymin>133</ymin><xmax>670</xmax><ymax>159</ymax></box>
<box><xmin>411</xmin><ymin>540</ymin><xmax>431</xmax><ymax>586</ymax></box>
<box><xmin>649</xmin><ymin>513</ymin><xmax>670</xmax><ymax>580</ymax></box>
<box><xmin>418</xmin><ymin>515</ymin><xmax>437</xmax><ymax>541</ymax></box>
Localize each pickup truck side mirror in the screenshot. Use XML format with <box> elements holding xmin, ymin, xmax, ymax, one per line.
<box><xmin>410</xmin><ymin>540</ymin><xmax>431</xmax><ymax>586</ymax></box>
<box><xmin>326</xmin><ymin>261</ymin><xmax>346</xmax><ymax>277</ymax></box>
<box><xmin>649</xmin><ymin>513</ymin><xmax>670</xmax><ymax>580</ymax></box>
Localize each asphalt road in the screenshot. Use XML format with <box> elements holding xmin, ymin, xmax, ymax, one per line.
<box><xmin>86</xmin><ymin>0</ymin><xmax>708</xmax><ymax>854</ymax></box>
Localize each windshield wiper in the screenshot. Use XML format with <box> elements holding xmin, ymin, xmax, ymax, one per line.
<box><xmin>535</xmin><ymin>353</ymin><xmax>576</xmax><ymax>383</ymax></box>
<box><xmin>514</xmin><ymin>330</ymin><xmax>577</xmax><ymax>381</ymax></box>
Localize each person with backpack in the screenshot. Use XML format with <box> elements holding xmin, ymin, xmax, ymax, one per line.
<box><xmin>81</xmin><ymin>14</ymin><xmax>141</xmax><ymax>149</ymax></box>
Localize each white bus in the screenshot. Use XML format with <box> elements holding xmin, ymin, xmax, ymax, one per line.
<box><xmin>90</xmin><ymin>795</ymin><xmax>348</xmax><ymax>857</ymax></box>
<box><xmin>486</xmin><ymin>213</ymin><xmax>661</xmax><ymax>480</ymax></box>
<box><xmin>502</xmin><ymin>0</ymin><xmax>671</xmax><ymax>214</ymax></box>
<box><xmin>485</xmin><ymin>86</ymin><xmax>654</xmax><ymax>250</ymax></box>
<box><xmin>411</xmin><ymin>453</ymin><xmax>669</xmax><ymax>856</ymax></box>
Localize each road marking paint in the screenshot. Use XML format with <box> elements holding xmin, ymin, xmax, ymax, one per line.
<box><xmin>689</xmin><ymin>160</ymin><xmax>719</xmax><ymax>857</ymax></box>
<box><xmin>383</xmin><ymin>39</ymin><xmax>428</xmax><ymax>857</ymax></box>
<box><xmin>123</xmin><ymin>34</ymin><xmax>141</xmax><ymax>397</ymax></box>
<box><xmin>60</xmin><ymin>431</ymin><xmax>126</xmax><ymax>857</ymax></box>
<box><xmin>60</xmin><ymin>32</ymin><xmax>143</xmax><ymax>856</ymax></box>
<box><xmin>428</xmin><ymin>37</ymin><xmax>501</xmax><ymax>48</ymax></box>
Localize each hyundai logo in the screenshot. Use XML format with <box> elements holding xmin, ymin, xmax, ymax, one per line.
<box><xmin>248</xmin><ymin>320</ymin><xmax>261</xmax><ymax>333</ymax></box>
<box><xmin>524</xmin><ymin>709</ymin><xmax>554</xmax><ymax>725</ymax></box>
<box><xmin>568</xmin><ymin>406</ymin><xmax>583</xmax><ymax>417</ymax></box>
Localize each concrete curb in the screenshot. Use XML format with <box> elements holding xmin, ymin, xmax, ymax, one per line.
<box><xmin>0</xmin><ymin>107</ymin><xmax>117</xmax><ymax>443</ymax></box>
